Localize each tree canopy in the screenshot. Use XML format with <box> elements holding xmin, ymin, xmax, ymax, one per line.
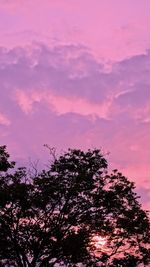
<box><xmin>0</xmin><ymin>145</ymin><xmax>149</xmax><ymax>267</ymax></box>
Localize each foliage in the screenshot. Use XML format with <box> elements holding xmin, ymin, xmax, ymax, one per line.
<box><xmin>0</xmin><ymin>145</ymin><xmax>149</xmax><ymax>267</ymax></box>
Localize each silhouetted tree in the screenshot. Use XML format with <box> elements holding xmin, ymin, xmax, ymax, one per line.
<box><xmin>0</xmin><ymin>145</ymin><xmax>149</xmax><ymax>267</ymax></box>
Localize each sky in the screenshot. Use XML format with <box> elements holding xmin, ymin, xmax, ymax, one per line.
<box><xmin>0</xmin><ymin>0</ymin><xmax>150</xmax><ymax>210</ymax></box>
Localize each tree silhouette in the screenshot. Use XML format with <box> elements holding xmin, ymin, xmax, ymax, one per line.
<box><xmin>0</xmin><ymin>146</ymin><xmax>149</xmax><ymax>267</ymax></box>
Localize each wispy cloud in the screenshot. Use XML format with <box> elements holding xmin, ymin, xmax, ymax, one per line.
<box><xmin>15</xmin><ymin>89</ymin><xmax>112</xmax><ymax>120</ymax></box>
<box><xmin>0</xmin><ymin>112</ymin><xmax>11</xmax><ymax>126</ymax></box>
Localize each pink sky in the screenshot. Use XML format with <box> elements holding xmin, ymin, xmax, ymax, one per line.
<box><xmin>0</xmin><ymin>0</ymin><xmax>150</xmax><ymax>209</ymax></box>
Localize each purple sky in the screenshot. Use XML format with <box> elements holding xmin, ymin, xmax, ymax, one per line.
<box><xmin>0</xmin><ymin>0</ymin><xmax>150</xmax><ymax>210</ymax></box>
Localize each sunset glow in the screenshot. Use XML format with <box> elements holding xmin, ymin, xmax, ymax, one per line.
<box><xmin>91</xmin><ymin>235</ymin><xmax>107</xmax><ymax>250</ymax></box>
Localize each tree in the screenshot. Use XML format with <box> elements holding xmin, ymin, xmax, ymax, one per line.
<box><xmin>0</xmin><ymin>146</ymin><xmax>149</xmax><ymax>267</ymax></box>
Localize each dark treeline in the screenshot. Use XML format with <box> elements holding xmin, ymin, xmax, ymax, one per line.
<box><xmin>0</xmin><ymin>145</ymin><xmax>150</xmax><ymax>267</ymax></box>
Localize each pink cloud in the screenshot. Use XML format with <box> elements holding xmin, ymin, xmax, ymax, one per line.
<box><xmin>0</xmin><ymin>112</ymin><xmax>11</xmax><ymax>126</ymax></box>
<box><xmin>15</xmin><ymin>89</ymin><xmax>112</xmax><ymax>119</ymax></box>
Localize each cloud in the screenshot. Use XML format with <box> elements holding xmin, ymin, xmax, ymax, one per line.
<box><xmin>0</xmin><ymin>43</ymin><xmax>150</xmax><ymax>211</ymax></box>
<box><xmin>15</xmin><ymin>89</ymin><xmax>112</xmax><ymax>120</ymax></box>
<box><xmin>0</xmin><ymin>112</ymin><xmax>11</xmax><ymax>126</ymax></box>
<box><xmin>0</xmin><ymin>43</ymin><xmax>150</xmax><ymax>122</ymax></box>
